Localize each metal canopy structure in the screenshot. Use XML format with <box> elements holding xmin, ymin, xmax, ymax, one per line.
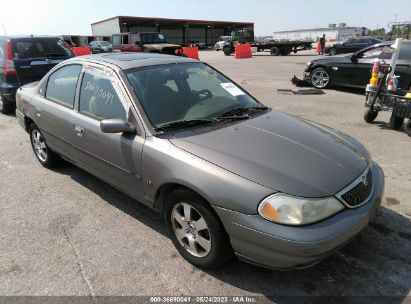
<box><xmin>91</xmin><ymin>16</ymin><xmax>254</xmax><ymax>46</ymax></box>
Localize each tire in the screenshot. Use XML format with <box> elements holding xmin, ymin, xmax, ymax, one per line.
<box><xmin>329</xmin><ymin>48</ymin><xmax>337</xmax><ymax>56</ymax></box>
<box><xmin>29</xmin><ymin>124</ymin><xmax>61</xmax><ymax>168</ymax></box>
<box><xmin>405</xmin><ymin>120</ymin><xmax>411</xmax><ymax>137</ymax></box>
<box><xmin>310</xmin><ymin>67</ymin><xmax>330</xmax><ymax>89</ymax></box>
<box><xmin>223</xmin><ymin>46</ymin><xmax>231</xmax><ymax>56</ymax></box>
<box><xmin>165</xmin><ymin>188</ymin><xmax>233</xmax><ymax>269</ymax></box>
<box><xmin>364</xmin><ymin>109</ymin><xmax>378</xmax><ymax>123</ymax></box>
<box><xmin>270</xmin><ymin>47</ymin><xmax>280</xmax><ymax>56</ymax></box>
<box><xmin>0</xmin><ymin>95</ymin><xmax>15</xmax><ymax>114</ymax></box>
<box><xmin>389</xmin><ymin>113</ymin><xmax>404</xmax><ymax>130</ymax></box>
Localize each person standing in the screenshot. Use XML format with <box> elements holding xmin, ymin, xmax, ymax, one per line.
<box><xmin>319</xmin><ymin>34</ymin><xmax>326</xmax><ymax>55</ymax></box>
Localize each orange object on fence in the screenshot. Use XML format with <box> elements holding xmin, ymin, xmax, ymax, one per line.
<box><xmin>316</xmin><ymin>42</ymin><xmax>321</xmax><ymax>53</ymax></box>
<box><xmin>182</xmin><ymin>47</ymin><xmax>199</xmax><ymax>60</ymax></box>
<box><xmin>234</xmin><ymin>43</ymin><xmax>252</xmax><ymax>59</ymax></box>
<box><xmin>71</xmin><ymin>46</ymin><xmax>92</xmax><ymax>56</ymax></box>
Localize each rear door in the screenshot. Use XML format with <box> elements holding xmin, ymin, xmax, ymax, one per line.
<box><xmin>30</xmin><ymin>64</ymin><xmax>82</xmax><ymax>161</ymax></box>
<box><xmin>11</xmin><ymin>37</ymin><xmax>73</xmax><ymax>85</ymax></box>
<box><xmin>130</xmin><ymin>34</ymin><xmax>142</xmax><ymax>52</ymax></box>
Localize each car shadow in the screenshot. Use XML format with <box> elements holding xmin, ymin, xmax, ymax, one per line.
<box><xmin>52</xmin><ymin>163</ymin><xmax>411</xmax><ymax>301</ymax></box>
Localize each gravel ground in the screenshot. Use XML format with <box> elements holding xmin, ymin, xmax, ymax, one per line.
<box><xmin>0</xmin><ymin>50</ymin><xmax>410</xmax><ymax>302</ymax></box>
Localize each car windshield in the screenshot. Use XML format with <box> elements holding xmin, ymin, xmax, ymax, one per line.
<box><xmin>125</xmin><ymin>63</ymin><xmax>261</xmax><ymax>129</ymax></box>
<box><xmin>99</xmin><ymin>41</ymin><xmax>111</xmax><ymax>46</ymax></box>
<box><xmin>140</xmin><ymin>33</ymin><xmax>166</xmax><ymax>44</ymax></box>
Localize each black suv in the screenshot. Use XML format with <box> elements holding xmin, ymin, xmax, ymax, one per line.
<box><xmin>0</xmin><ymin>36</ymin><xmax>73</xmax><ymax>114</ymax></box>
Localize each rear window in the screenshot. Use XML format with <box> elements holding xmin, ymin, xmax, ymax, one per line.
<box><xmin>11</xmin><ymin>38</ymin><xmax>72</xmax><ymax>60</ymax></box>
<box><xmin>398</xmin><ymin>42</ymin><xmax>411</xmax><ymax>60</ymax></box>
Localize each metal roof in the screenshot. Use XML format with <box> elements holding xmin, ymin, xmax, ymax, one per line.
<box><xmin>91</xmin><ymin>16</ymin><xmax>254</xmax><ymax>28</ymax></box>
<box><xmin>273</xmin><ymin>27</ymin><xmax>367</xmax><ymax>34</ymax></box>
<box><xmin>69</xmin><ymin>52</ymin><xmax>197</xmax><ymax>70</ymax></box>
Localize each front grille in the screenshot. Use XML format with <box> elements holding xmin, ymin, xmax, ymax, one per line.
<box><xmin>341</xmin><ymin>169</ymin><xmax>373</xmax><ymax>207</ymax></box>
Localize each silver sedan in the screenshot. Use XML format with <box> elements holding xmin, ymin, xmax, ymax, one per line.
<box><xmin>16</xmin><ymin>53</ymin><xmax>384</xmax><ymax>270</ymax></box>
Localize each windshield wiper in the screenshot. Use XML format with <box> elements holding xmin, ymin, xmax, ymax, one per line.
<box><xmin>154</xmin><ymin>119</ymin><xmax>215</xmax><ymax>132</ymax></box>
<box><xmin>217</xmin><ymin>106</ymin><xmax>268</xmax><ymax>119</ymax></box>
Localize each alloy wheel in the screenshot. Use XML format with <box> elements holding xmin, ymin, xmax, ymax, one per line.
<box><xmin>311</xmin><ymin>69</ymin><xmax>330</xmax><ymax>88</ymax></box>
<box><xmin>171</xmin><ymin>202</ymin><xmax>212</xmax><ymax>257</ymax></box>
<box><xmin>32</xmin><ymin>130</ymin><xmax>48</xmax><ymax>162</ymax></box>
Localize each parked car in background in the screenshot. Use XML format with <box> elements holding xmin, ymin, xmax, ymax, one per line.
<box><xmin>112</xmin><ymin>32</ymin><xmax>183</xmax><ymax>55</ymax></box>
<box><xmin>89</xmin><ymin>41</ymin><xmax>113</xmax><ymax>54</ymax></box>
<box><xmin>188</xmin><ymin>40</ymin><xmax>207</xmax><ymax>49</ymax></box>
<box><xmin>214</xmin><ymin>36</ymin><xmax>231</xmax><ymax>51</ymax></box>
<box><xmin>325</xmin><ymin>37</ymin><xmax>381</xmax><ymax>56</ymax></box>
<box><xmin>0</xmin><ymin>35</ymin><xmax>73</xmax><ymax>114</ymax></box>
<box><xmin>304</xmin><ymin>42</ymin><xmax>411</xmax><ymax>89</ymax></box>
<box><xmin>16</xmin><ymin>52</ymin><xmax>383</xmax><ymax>270</ymax></box>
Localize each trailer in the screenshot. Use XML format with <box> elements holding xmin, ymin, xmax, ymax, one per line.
<box><xmin>222</xmin><ymin>29</ymin><xmax>313</xmax><ymax>56</ymax></box>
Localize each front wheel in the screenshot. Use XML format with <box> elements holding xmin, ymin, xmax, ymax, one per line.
<box><xmin>270</xmin><ymin>47</ymin><xmax>280</xmax><ymax>56</ymax></box>
<box><xmin>29</xmin><ymin>124</ymin><xmax>61</xmax><ymax>168</ymax></box>
<box><xmin>310</xmin><ymin>68</ymin><xmax>330</xmax><ymax>89</ymax></box>
<box><xmin>223</xmin><ymin>46</ymin><xmax>231</xmax><ymax>56</ymax></box>
<box><xmin>165</xmin><ymin>189</ymin><xmax>233</xmax><ymax>269</ymax></box>
<box><xmin>389</xmin><ymin>113</ymin><xmax>404</xmax><ymax>130</ymax></box>
<box><xmin>364</xmin><ymin>109</ymin><xmax>378</xmax><ymax>123</ymax></box>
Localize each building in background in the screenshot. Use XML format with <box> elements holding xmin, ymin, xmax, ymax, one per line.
<box><xmin>91</xmin><ymin>16</ymin><xmax>254</xmax><ymax>46</ymax></box>
<box><xmin>272</xmin><ymin>23</ymin><xmax>369</xmax><ymax>42</ymax></box>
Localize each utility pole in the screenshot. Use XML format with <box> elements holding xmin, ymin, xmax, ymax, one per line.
<box><xmin>1</xmin><ymin>23</ymin><xmax>6</xmax><ymax>35</ymax></box>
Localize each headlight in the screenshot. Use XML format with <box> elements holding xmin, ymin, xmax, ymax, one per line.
<box><xmin>258</xmin><ymin>194</ymin><xmax>344</xmax><ymax>225</ymax></box>
<box><xmin>307</xmin><ymin>61</ymin><xmax>312</xmax><ymax>66</ymax></box>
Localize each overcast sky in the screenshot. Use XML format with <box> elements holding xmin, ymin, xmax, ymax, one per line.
<box><xmin>0</xmin><ymin>0</ymin><xmax>410</xmax><ymax>36</ymax></box>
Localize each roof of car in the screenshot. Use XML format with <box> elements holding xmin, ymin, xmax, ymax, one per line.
<box><xmin>0</xmin><ymin>35</ymin><xmax>61</xmax><ymax>39</ymax></box>
<box><xmin>70</xmin><ymin>52</ymin><xmax>197</xmax><ymax>70</ymax></box>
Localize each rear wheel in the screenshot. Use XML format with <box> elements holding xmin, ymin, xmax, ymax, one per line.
<box><xmin>223</xmin><ymin>46</ymin><xmax>231</xmax><ymax>56</ymax></box>
<box><xmin>165</xmin><ymin>188</ymin><xmax>233</xmax><ymax>269</ymax></box>
<box><xmin>270</xmin><ymin>47</ymin><xmax>280</xmax><ymax>56</ymax></box>
<box><xmin>329</xmin><ymin>48</ymin><xmax>337</xmax><ymax>56</ymax></box>
<box><xmin>310</xmin><ymin>68</ymin><xmax>330</xmax><ymax>89</ymax></box>
<box><xmin>364</xmin><ymin>109</ymin><xmax>378</xmax><ymax>123</ymax></box>
<box><xmin>29</xmin><ymin>124</ymin><xmax>61</xmax><ymax>168</ymax></box>
<box><xmin>405</xmin><ymin>120</ymin><xmax>411</xmax><ymax>137</ymax></box>
<box><xmin>0</xmin><ymin>95</ymin><xmax>15</xmax><ymax>114</ymax></box>
<box><xmin>389</xmin><ymin>113</ymin><xmax>404</xmax><ymax>130</ymax></box>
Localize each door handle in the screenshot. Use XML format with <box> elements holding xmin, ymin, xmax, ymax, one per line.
<box><xmin>34</xmin><ymin>107</ymin><xmax>42</xmax><ymax>117</ymax></box>
<box><xmin>74</xmin><ymin>125</ymin><xmax>84</xmax><ymax>137</ymax></box>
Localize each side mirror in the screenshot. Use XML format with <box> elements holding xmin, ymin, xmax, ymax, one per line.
<box><xmin>381</xmin><ymin>46</ymin><xmax>394</xmax><ymax>54</ymax></box>
<box><xmin>351</xmin><ymin>53</ymin><xmax>358</xmax><ymax>63</ymax></box>
<box><xmin>100</xmin><ymin>119</ymin><xmax>135</xmax><ymax>134</ymax></box>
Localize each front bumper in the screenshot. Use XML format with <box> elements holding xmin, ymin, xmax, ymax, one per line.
<box><xmin>213</xmin><ymin>162</ymin><xmax>384</xmax><ymax>270</ymax></box>
<box><xmin>303</xmin><ymin>67</ymin><xmax>311</xmax><ymax>82</ymax></box>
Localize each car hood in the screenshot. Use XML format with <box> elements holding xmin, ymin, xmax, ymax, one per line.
<box><xmin>311</xmin><ymin>54</ymin><xmax>352</xmax><ymax>65</ymax></box>
<box><xmin>143</xmin><ymin>43</ymin><xmax>181</xmax><ymax>50</ymax></box>
<box><xmin>170</xmin><ymin>110</ymin><xmax>369</xmax><ymax>197</ymax></box>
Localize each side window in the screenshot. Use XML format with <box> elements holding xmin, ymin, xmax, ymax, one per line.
<box><xmin>130</xmin><ymin>34</ymin><xmax>140</xmax><ymax>45</ymax></box>
<box><xmin>360</xmin><ymin>47</ymin><xmax>383</xmax><ymax>59</ymax></box>
<box><xmin>122</xmin><ymin>35</ymin><xmax>129</xmax><ymax>44</ymax></box>
<box><xmin>79</xmin><ymin>72</ymin><xmax>126</xmax><ymax>121</ymax></box>
<box><xmin>45</xmin><ymin>65</ymin><xmax>82</xmax><ymax>108</ymax></box>
<box><xmin>112</xmin><ymin>36</ymin><xmax>121</xmax><ymax>46</ymax></box>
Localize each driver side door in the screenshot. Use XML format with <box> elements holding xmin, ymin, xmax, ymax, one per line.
<box><xmin>336</xmin><ymin>46</ymin><xmax>386</xmax><ymax>88</ymax></box>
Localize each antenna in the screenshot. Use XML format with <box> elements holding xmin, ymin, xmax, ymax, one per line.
<box><xmin>1</xmin><ymin>23</ymin><xmax>6</xmax><ymax>35</ymax></box>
